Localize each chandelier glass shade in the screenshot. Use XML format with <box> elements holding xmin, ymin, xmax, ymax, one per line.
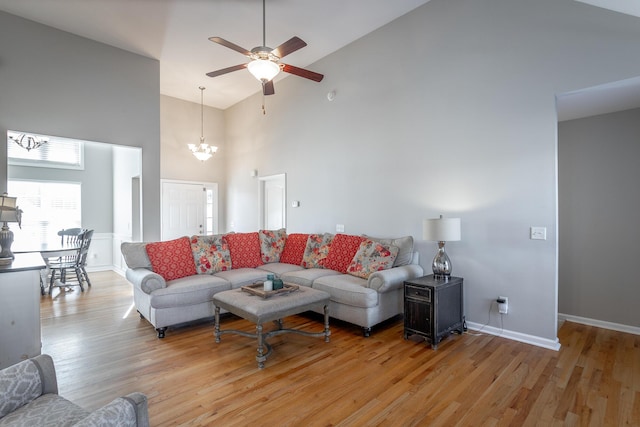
<box><xmin>248</xmin><ymin>59</ymin><xmax>280</xmax><ymax>82</ymax></box>
<box><xmin>9</xmin><ymin>133</ymin><xmax>49</xmax><ymax>151</ymax></box>
<box><xmin>189</xmin><ymin>86</ymin><xmax>218</xmax><ymax>161</ymax></box>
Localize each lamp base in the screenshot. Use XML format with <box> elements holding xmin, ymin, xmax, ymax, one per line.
<box><xmin>431</xmin><ymin>241</ymin><xmax>452</xmax><ymax>277</ymax></box>
<box><xmin>0</xmin><ymin>225</ymin><xmax>15</xmax><ymax>261</ymax></box>
<box><xmin>0</xmin><ymin>257</ymin><xmax>12</xmax><ymax>266</ymax></box>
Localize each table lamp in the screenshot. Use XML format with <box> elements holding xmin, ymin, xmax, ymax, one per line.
<box><xmin>423</xmin><ymin>215</ymin><xmax>461</xmax><ymax>277</ymax></box>
<box><xmin>0</xmin><ymin>193</ymin><xmax>23</xmax><ymax>265</ymax></box>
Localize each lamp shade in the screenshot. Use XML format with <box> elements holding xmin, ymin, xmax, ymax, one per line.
<box><xmin>0</xmin><ymin>195</ymin><xmax>19</xmax><ymax>223</ymax></box>
<box><xmin>248</xmin><ymin>59</ymin><xmax>280</xmax><ymax>82</ymax></box>
<box><xmin>423</xmin><ymin>216</ymin><xmax>461</xmax><ymax>242</ymax></box>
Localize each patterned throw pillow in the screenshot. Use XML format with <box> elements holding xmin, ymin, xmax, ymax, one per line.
<box><xmin>259</xmin><ymin>228</ymin><xmax>287</xmax><ymax>263</ymax></box>
<box><xmin>347</xmin><ymin>239</ymin><xmax>399</xmax><ymax>279</ymax></box>
<box><xmin>190</xmin><ymin>234</ymin><xmax>232</xmax><ymax>274</ymax></box>
<box><xmin>302</xmin><ymin>233</ymin><xmax>334</xmax><ymax>268</ymax></box>
<box><xmin>223</xmin><ymin>232</ymin><xmax>264</xmax><ymax>268</ymax></box>
<box><xmin>145</xmin><ymin>236</ymin><xmax>196</xmax><ymax>281</ymax></box>
<box><xmin>280</xmin><ymin>233</ymin><xmax>310</xmax><ymax>265</ymax></box>
<box><xmin>323</xmin><ymin>234</ymin><xmax>366</xmax><ymax>273</ymax></box>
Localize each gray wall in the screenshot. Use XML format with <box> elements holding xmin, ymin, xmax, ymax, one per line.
<box><xmin>224</xmin><ymin>0</ymin><xmax>640</xmax><ymax>343</ymax></box>
<box><xmin>8</xmin><ymin>142</ymin><xmax>114</xmax><ymax>233</ymax></box>
<box><xmin>0</xmin><ymin>11</ymin><xmax>161</xmax><ymax>241</ymax></box>
<box><xmin>160</xmin><ymin>95</ymin><xmax>227</xmax><ymax>228</ymax></box>
<box><xmin>558</xmin><ymin>108</ymin><xmax>640</xmax><ymax>327</ymax></box>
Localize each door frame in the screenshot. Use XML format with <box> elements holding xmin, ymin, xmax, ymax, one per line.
<box><xmin>160</xmin><ymin>179</ymin><xmax>219</xmax><ymax>240</ymax></box>
<box><xmin>258</xmin><ymin>173</ymin><xmax>286</xmax><ymax>230</ymax></box>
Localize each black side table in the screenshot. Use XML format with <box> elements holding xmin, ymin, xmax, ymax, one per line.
<box><xmin>403</xmin><ymin>275</ymin><xmax>464</xmax><ymax>349</ymax></box>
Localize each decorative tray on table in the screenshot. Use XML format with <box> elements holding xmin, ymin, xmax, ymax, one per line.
<box><xmin>240</xmin><ymin>282</ymin><xmax>299</xmax><ymax>298</ymax></box>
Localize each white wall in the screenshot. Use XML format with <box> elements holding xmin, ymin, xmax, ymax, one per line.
<box><xmin>558</xmin><ymin>108</ymin><xmax>640</xmax><ymax>328</ymax></box>
<box><xmin>224</xmin><ymin>0</ymin><xmax>640</xmax><ymax>345</ymax></box>
<box><xmin>0</xmin><ymin>11</ymin><xmax>162</xmax><ymax>241</ymax></box>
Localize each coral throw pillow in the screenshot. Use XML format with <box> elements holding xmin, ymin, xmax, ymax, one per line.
<box><xmin>223</xmin><ymin>232</ymin><xmax>264</xmax><ymax>268</ymax></box>
<box><xmin>190</xmin><ymin>234</ymin><xmax>232</xmax><ymax>274</ymax></box>
<box><xmin>347</xmin><ymin>239</ymin><xmax>399</xmax><ymax>279</ymax></box>
<box><xmin>259</xmin><ymin>228</ymin><xmax>287</xmax><ymax>263</ymax></box>
<box><xmin>279</xmin><ymin>233</ymin><xmax>309</xmax><ymax>265</ymax></box>
<box><xmin>145</xmin><ymin>237</ymin><xmax>196</xmax><ymax>281</ymax></box>
<box><xmin>323</xmin><ymin>234</ymin><xmax>366</xmax><ymax>273</ymax></box>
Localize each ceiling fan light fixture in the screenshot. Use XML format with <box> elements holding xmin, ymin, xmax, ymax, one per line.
<box><xmin>248</xmin><ymin>59</ymin><xmax>280</xmax><ymax>82</ymax></box>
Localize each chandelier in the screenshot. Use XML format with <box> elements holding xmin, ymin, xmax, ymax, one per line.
<box><xmin>9</xmin><ymin>132</ymin><xmax>49</xmax><ymax>151</ymax></box>
<box><xmin>188</xmin><ymin>86</ymin><xmax>218</xmax><ymax>161</ymax></box>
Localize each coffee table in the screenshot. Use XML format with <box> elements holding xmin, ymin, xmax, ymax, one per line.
<box><xmin>213</xmin><ymin>286</ymin><xmax>331</xmax><ymax>369</ymax></box>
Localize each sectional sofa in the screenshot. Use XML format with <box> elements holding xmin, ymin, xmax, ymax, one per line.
<box><xmin>121</xmin><ymin>230</ymin><xmax>423</xmax><ymax>338</ymax></box>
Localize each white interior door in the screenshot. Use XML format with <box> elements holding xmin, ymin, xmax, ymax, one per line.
<box><xmin>260</xmin><ymin>174</ymin><xmax>286</xmax><ymax>230</ymax></box>
<box><xmin>161</xmin><ymin>181</ymin><xmax>207</xmax><ymax>240</ymax></box>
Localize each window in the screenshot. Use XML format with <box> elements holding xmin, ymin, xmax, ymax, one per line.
<box><xmin>7</xmin><ymin>131</ymin><xmax>84</xmax><ymax>170</ymax></box>
<box><xmin>8</xmin><ymin>180</ymin><xmax>82</xmax><ymax>248</ymax></box>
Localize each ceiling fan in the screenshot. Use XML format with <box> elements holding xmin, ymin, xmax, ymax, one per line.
<box><xmin>206</xmin><ymin>0</ymin><xmax>324</xmax><ymax>96</ymax></box>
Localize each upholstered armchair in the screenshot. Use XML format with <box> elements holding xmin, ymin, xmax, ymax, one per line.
<box><xmin>0</xmin><ymin>354</ymin><xmax>149</xmax><ymax>426</ymax></box>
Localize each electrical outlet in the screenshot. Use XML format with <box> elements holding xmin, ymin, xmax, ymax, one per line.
<box><xmin>336</xmin><ymin>224</ymin><xmax>345</xmax><ymax>233</ymax></box>
<box><xmin>497</xmin><ymin>296</ymin><xmax>508</xmax><ymax>314</ymax></box>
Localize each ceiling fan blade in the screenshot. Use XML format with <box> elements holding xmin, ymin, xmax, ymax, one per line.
<box><xmin>271</xmin><ymin>36</ymin><xmax>307</xmax><ymax>59</ymax></box>
<box><xmin>263</xmin><ymin>80</ymin><xmax>275</xmax><ymax>96</ymax></box>
<box><xmin>208</xmin><ymin>37</ymin><xmax>251</xmax><ymax>57</ymax></box>
<box><xmin>206</xmin><ymin>63</ymin><xmax>248</xmax><ymax>78</ymax></box>
<box><xmin>281</xmin><ymin>64</ymin><xmax>324</xmax><ymax>82</ymax></box>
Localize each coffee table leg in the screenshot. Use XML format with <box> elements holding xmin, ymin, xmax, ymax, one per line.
<box><xmin>323</xmin><ymin>304</ymin><xmax>331</xmax><ymax>342</ymax></box>
<box><xmin>214</xmin><ymin>306</ymin><xmax>221</xmax><ymax>343</ymax></box>
<box><xmin>256</xmin><ymin>323</ymin><xmax>266</xmax><ymax>369</ymax></box>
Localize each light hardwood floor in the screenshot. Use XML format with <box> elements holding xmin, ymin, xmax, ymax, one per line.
<box><xmin>40</xmin><ymin>271</ymin><xmax>640</xmax><ymax>426</ymax></box>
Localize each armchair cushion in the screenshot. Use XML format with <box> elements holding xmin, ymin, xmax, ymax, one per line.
<box><xmin>0</xmin><ymin>358</ymin><xmax>43</xmax><ymax>419</ymax></box>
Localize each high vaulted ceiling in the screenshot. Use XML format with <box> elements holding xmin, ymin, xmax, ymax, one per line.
<box><xmin>0</xmin><ymin>0</ymin><xmax>431</xmax><ymax>109</ymax></box>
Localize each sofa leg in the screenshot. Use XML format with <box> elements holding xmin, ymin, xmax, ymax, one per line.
<box><xmin>138</xmin><ymin>311</ymin><xmax>144</xmax><ymax>320</ymax></box>
<box><xmin>156</xmin><ymin>327</ymin><xmax>167</xmax><ymax>339</ymax></box>
<box><xmin>362</xmin><ymin>327</ymin><xmax>371</xmax><ymax>337</ymax></box>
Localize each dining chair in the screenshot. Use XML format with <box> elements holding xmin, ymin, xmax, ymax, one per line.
<box><xmin>58</xmin><ymin>227</ymin><xmax>85</xmax><ymax>246</ymax></box>
<box><xmin>46</xmin><ymin>229</ymin><xmax>88</xmax><ymax>294</ymax></box>
<box><xmin>77</xmin><ymin>229</ymin><xmax>94</xmax><ymax>287</ymax></box>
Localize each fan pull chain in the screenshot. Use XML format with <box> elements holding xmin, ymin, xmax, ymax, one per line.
<box><xmin>262</xmin><ymin>92</ymin><xmax>266</xmax><ymax>115</ymax></box>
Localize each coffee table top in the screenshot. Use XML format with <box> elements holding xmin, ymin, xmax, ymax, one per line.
<box><xmin>213</xmin><ymin>286</ymin><xmax>330</xmax><ymax>324</ymax></box>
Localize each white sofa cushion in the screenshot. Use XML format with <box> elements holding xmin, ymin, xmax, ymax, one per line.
<box><xmin>150</xmin><ymin>275</ymin><xmax>230</xmax><ymax>309</ymax></box>
<box><xmin>312</xmin><ymin>274</ymin><xmax>379</xmax><ymax>309</ymax></box>
<box><xmin>280</xmin><ymin>268</ymin><xmax>340</xmax><ymax>287</ymax></box>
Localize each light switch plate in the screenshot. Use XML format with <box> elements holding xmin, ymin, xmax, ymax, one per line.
<box><xmin>530</xmin><ymin>226</ymin><xmax>547</xmax><ymax>240</ymax></box>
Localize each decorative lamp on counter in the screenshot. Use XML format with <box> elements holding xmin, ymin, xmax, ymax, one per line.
<box><xmin>0</xmin><ymin>193</ymin><xmax>23</xmax><ymax>265</ymax></box>
<box><xmin>423</xmin><ymin>215</ymin><xmax>461</xmax><ymax>278</ymax></box>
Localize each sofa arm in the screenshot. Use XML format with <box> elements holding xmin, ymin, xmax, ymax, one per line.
<box><xmin>73</xmin><ymin>392</ymin><xmax>149</xmax><ymax>427</ymax></box>
<box><xmin>126</xmin><ymin>268</ymin><xmax>166</xmax><ymax>294</ymax></box>
<box><xmin>367</xmin><ymin>264</ymin><xmax>425</xmax><ymax>293</ymax></box>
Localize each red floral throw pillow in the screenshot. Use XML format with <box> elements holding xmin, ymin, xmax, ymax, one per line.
<box><xmin>279</xmin><ymin>233</ymin><xmax>310</xmax><ymax>265</ymax></box>
<box><xmin>145</xmin><ymin>237</ymin><xmax>196</xmax><ymax>281</ymax></box>
<box><xmin>322</xmin><ymin>234</ymin><xmax>366</xmax><ymax>273</ymax></box>
<box><xmin>223</xmin><ymin>232</ymin><xmax>264</xmax><ymax>268</ymax></box>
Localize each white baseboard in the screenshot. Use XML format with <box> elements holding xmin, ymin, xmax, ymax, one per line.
<box><xmin>466</xmin><ymin>321</ymin><xmax>561</xmax><ymax>351</ymax></box>
<box><xmin>558</xmin><ymin>313</ymin><xmax>640</xmax><ymax>336</ymax></box>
